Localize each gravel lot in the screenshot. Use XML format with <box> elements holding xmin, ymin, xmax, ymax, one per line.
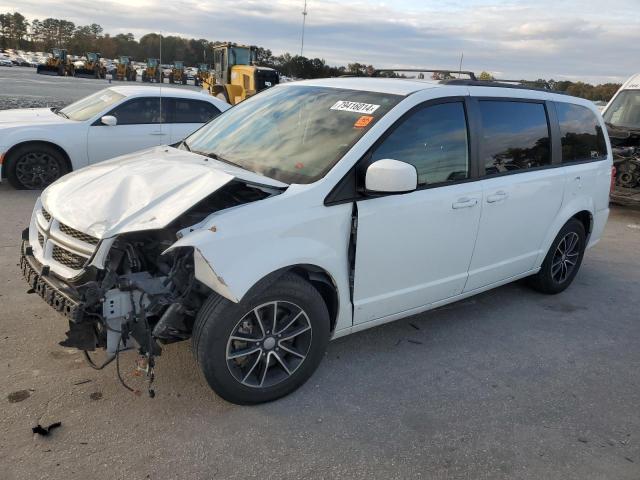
<box><xmin>1</xmin><ymin>68</ymin><xmax>640</xmax><ymax>479</ymax></box>
<box><xmin>0</xmin><ymin>66</ymin><xmax>197</xmax><ymax>110</ymax></box>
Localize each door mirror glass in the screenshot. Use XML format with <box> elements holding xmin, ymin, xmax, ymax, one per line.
<box><xmin>365</xmin><ymin>159</ymin><xmax>417</xmax><ymax>193</ymax></box>
<box><xmin>101</xmin><ymin>115</ymin><xmax>117</xmax><ymax>126</ymax></box>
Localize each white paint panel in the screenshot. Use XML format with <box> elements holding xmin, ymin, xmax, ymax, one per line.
<box><xmin>465</xmin><ymin>168</ymin><xmax>565</xmax><ymax>291</ymax></box>
<box><xmin>353</xmin><ymin>182</ymin><xmax>482</xmax><ymax>324</ymax></box>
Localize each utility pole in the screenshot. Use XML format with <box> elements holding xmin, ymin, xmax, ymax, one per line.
<box><xmin>300</xmin><ymin>0</ymin><xmax>308</xmax><ymax>57</ymax></box>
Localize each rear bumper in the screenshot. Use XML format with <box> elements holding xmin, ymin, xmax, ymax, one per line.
<box><xmin>20</xmin><ymin>236</ymin><xmax>84</xmax><ymax>323</ymax></box>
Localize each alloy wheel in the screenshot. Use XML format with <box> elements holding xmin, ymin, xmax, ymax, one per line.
<box><xmin>226</xmin><ymin>301</ymin><xmax>313</xmax><ymax>388</ymax></box>
<box><xmin>551</xmin><ymin>232</ymin><xmax>580</xmax><ymax>283</ymax></box>
<box><xmin>14</xmin><ymin>152</ymin><xmax>60</xmax><ymax>189</ymax></box>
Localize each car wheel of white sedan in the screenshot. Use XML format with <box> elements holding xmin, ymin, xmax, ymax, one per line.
<box><xmin>192</xmin><ymin>272</ymin><xmax>330</xmax><ymax>404</ymax></box>
<box><xmin>6</xmin><ymin>143</ymin><xmax>68</xmax><ymax>190</ymax></box>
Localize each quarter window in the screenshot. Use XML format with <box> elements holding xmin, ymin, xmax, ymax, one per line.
<box><xmin>106</xmin><ymin>97</ymin><xmax>166</xmax><ymax>125</ymax></box>
<box><xmin>370</xmin><ymin>102</ymin><xmax>469</xmax><ymax>185</ymax></box>
<box><xmin>556</xmin><ymin>103</ymin><xmax>607</xmax><ymax>162</ymax></box>
<box><xmin>173</xmin><ymin>99</ymin><xmax>221</xmax><ymax>124</ymax></box>
<box><xmin>479</xmin><ymin>101</ymin><xmax>551</xmax><ymax>175</ymax></box>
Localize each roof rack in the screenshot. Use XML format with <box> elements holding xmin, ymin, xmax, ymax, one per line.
<box><xmin>441</xmin><ymin>78</ymin><xmax>564</xmax><ymax>94</ymax></box>
<box><xmin>374</xmin><ymin>68</ymin><xmax>477</xmax><ymax>80</ymax></box>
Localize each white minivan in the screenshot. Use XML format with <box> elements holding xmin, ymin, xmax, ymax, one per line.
<box><xmin>21</xmin><ymin>77</ymin><xmax>612</xmax><ymax>404</ymax></box>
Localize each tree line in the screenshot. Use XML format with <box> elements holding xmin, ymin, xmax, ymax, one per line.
<box><xmin>0</xmin><ymin>10</ymin><xmax>622</xmax><ymax>100</ymax></box>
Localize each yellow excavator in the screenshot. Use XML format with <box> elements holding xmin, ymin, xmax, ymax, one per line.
<box><xmin>141</xmin><ymin>58</ymin><xmax>161</xmax><ymax>83</ymax></box>
<box><xmin>37</xmin><ymin>48</ymin><xmax>75</xmax><ymax>76</ymax></box>
<box><xmin>202</xmin><ymin>43</ymin><xmax>279</xmax><ymax>104</ymax></box>
<box><xmin>165</xmin><ymin>60</ymin><xmax>187</xmax><ymax>84</ymax></box>
<box><xmin>74</xmin><ymin>52</ymin><xmax>106</xmax><ymax>79</ymax></box>
<box><xmin>115</xmin><ymin>56</ymin><xmax>137</xmax><ymax>81</ymax></box>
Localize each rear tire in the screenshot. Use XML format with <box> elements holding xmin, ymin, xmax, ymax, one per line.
<box><xmin>528</xmin><ymin>218</ymin><xmax>586</xmax><ymax>294</ymax></box>
<box><xmin>193</xmin><ymin>272</ymin><xmax>330</xmax><ymax>404</ymax></box>
<box><xmin>5</xmin><ymin>144</ymin><xmax>68</xmax><ymax>190</ymax></box>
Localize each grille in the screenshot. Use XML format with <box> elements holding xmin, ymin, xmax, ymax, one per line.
<box><xmin>37</xmin><ymin>232</ymin><xmax>44</xmax><ymax>247</ymax></box>
<box><xmin>59</xmin><ymin>222</ymin><xmax>99</xmax><ymax>245</ymax></box>
<box><xmin>51</xmin><ymin>244</ymin><xmax>87</xmax><ymax>270</ymax></box>
<box><xmin>41</xmin><ymin>207</ymin><xmax>51</xmax><ymax>222</ymax></box>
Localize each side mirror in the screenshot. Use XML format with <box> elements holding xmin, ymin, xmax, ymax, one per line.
<box><xmin>101</xmin><ymin>115</ymin><xmax>117</xmax><ymax>126</ymax></box>
<box><xmin>365</xmin><ymin>159</ymin><xmax>417</xmax><ymax>194</ymax></box>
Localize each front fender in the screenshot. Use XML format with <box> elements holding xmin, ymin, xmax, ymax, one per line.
<box><xmin>165</xmin><ymin>201</ymin><xmax>354</xmax><ymax>331</ymax></box>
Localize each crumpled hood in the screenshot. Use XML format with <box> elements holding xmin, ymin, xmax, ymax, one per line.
<box><xmin>0</xmin><ymin>107</ymin><xmax>64</xmax><ymax>127</ymax></box>
<box><xmin>41</xmin><ymin>146</ymin><xmax>287</xmax><ymax>238</ymax></box>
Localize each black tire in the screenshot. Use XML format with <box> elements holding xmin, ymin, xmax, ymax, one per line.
<box><xmin>5</xmin><ymin>143</ymin><xmax>68</xmax><ymax>190</ymax></box>
<box><xmin>528</xmin><ymin>218</ymin><xmax>586</xmax><ymax>294</ymax></box>
<box><xmin>193</xmin><ymin>272</ymin><xmax>330</xmax><ymax>404</ymax></box>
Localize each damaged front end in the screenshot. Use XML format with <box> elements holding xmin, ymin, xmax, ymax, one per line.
<box><xmin>21</xmin><ymin>178</ymin><xmax>280</xmax><ymax>396</ymax></box>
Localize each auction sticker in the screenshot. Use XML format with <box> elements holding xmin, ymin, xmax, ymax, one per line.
<box><xmin>354</xmin><ymin>115</ymin><xmax>374</xmax><ymax>128</ymax></box>
<box><xmin>330</xmin><ymin>100</ymin><xmax>380</xmax><ymax>114</ymax></box>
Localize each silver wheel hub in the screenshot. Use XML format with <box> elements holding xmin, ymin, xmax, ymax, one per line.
<box><xmin>551</xmin><ymin>232</ymin><xmax>580</xmax><ymax>284</ymax></box>
<box><xmin>226</xmin><ymin>300</ymin><xmax>313</xmax><ymax>388</ymax></box>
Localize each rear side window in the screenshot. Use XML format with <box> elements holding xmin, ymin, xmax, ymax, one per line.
<box><xmin>371</xmin><ymin>101</ymin><xmax>469</xmax><ymax>185</ymax></box>
<box><xmin>556</xmin><ymin>103</ymin><xmax>607</xmax><ymax>162</ymax></box>
<box><xmin>173</xmin><ymin>99</ymin><xmax>221</xmax><ymax>123</ymax></box>
<box><xmin>106</xmin><ymin>97</ymin><xmax>166</xmax><ymax>125</ymax></box>
<box><xmin>479</xmin><ymin>101</ymin><xmax>551</xmax><ymax>175</ymax></box>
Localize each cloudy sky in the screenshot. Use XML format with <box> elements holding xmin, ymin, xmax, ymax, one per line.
<box><xmin>2</xmin><ymin>0</ymin><xmax>638</xmax><ymax>83</ymax></box>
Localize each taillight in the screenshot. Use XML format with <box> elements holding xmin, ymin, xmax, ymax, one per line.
<box><xmin>610</xmin><ymin>165</ymin><xmax>617</xmax><ymax>193</ymax></box>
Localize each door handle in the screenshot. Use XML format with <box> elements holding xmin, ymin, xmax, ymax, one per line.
<box><xmin>150</xmin><ymin>131</ymin><xmax>166</xmax><ymax>136</ymax></box>
<box><xmin>486</xmin><ymin>191</ymin><xmax>508</xmax><ymax>203</ymax></box>
<box><xmin>452</xmin><ymin>197</ymin><xmax>478</xmax><ymax>209</ymax></box>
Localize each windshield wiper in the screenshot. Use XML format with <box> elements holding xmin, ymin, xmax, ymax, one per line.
<box><xmin>198</xmin><ymin>151</ymin><xmax>244</xmax><ymax>169</ymax></box>
<box><xmin>181</xmin><ymin>140</ymin><xmax>191</xmax><ymax>151</ymax></box>
<box><xmin>54</xmin><ymin>108</ymin><xmax>69</xmax><ymax>119</ymax></box>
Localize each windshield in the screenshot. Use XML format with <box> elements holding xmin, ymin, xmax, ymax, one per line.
<box><xmin>174</xmin><ymin>61</ymin><xmax>184</xmax><ymax>69</ymax></box>
<box><xmin>59</xmin><ymin>89</ymin><xmax>125</xmax><ymax>121</ymax></box>
<box><xmin>148</xmin><ymin>58</ymin><xmax>158</xmax><ymax>67</ymax></box>
<box><xmin>604</xmin><ymin>90</ymin><xmax>640</xmax><ymax>130</ymax></box>
<box><xmin>184</xmin><ymin>85</ymin><xmax>401</xmax><ymax>184</ymax></box>
<box><xmin>229</xmin><ymin>47</ymin><xmax>251</xmax><ymax>66</ymax></box>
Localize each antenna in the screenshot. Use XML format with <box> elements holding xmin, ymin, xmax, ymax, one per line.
<box><xmin>159</xmin><ymin>32</ymin><xmax>163</xmax><ymax>142</ymax></box>
<box><xmin>300</xmin><ymin>0</ymin><xmax>308</xmax><ymax>57</ymax></box>
<box><xmin>458</xmin><ymin>52</ymin><xmax>464</xmax><ymax>78</ymax></box>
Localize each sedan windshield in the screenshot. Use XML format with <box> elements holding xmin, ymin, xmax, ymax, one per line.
<box><xmin>58</xmin><ymin>89</ymin><xmax>125</xmax><ymax>121</ymax></box>
<box><xmin>184</xmin><ymin>85</ymin><xmax>401</xmax><ymax>184</ymax></box>
<box><xmin>604</xmin><ymin>90</ymin><xmax>640</xmax><ymax>130</ymax></box>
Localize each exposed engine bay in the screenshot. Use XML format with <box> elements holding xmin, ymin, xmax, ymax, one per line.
<box><xmin>24</xmin><ymin>180</ymin><xmax>279</xmax><ymax>397</ymax></box>
<box><xmin>608</xmin><ymin>126</ymin><xmax>640</xmax><ymax>206</ymax></box>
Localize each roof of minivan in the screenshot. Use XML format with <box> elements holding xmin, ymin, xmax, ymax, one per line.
<box><xmin>289</xmin><ymin>77</ymin><xmax>442</xmax><ymax>95</ymax></box>
<box><xmin>286</xmin><ymin>77</ymin><xmax>598</xmax><ymax>110</ymax></box>
<box><xmin>621</xmin><ymin>73</ymin><xmax>640</xmax><ymax>89</ymax></box>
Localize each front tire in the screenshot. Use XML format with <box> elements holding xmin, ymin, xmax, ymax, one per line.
<box><xmin>193</xmin><ymin>273</ymin><xmax>330</xmax><ymax>404</ymax></box>
<box><xmin>5</xmin><ymin>144</ymin><xmax>68</xmax><ymax>190</ymax></box>
<box><xmin>529</xmin><ymin>218</ymin><xmax>586</xmax><ymax>294</ymax></box>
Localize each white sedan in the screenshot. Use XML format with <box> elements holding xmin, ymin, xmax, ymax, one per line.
<box><xmin>0</xmin><ymin>86</ymin><xmax>229</xmax><ymax>189</ymax></box>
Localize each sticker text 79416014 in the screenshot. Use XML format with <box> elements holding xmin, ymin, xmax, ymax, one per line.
<box><xmin>330</xmin><ymin>101</ymin><xmax>380</xmax><ymax>114</ymax></box>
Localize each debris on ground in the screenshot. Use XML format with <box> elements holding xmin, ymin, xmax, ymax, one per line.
<box><xmin>8</xmin><ymin>390</ymin><xmax>31</xmax><ymax>403</ymax></box>
<box><xmin>32</xmin><ymin>422</ymin><xmax>62</xmax><ymax>436</ymax></box>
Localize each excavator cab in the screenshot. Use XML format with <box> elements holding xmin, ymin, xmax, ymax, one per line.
<box><xmin>75</xmin><ymin>52</ymin><xmax>105</xmax><ymax>79</ymax></box>
<box><xmin>116</xmin><ymin>56</ymin><xmax>137</xmax><ymax>81</ymax></box>
<box><xmin>37</xmin><ymin>48</ymin><xmax>74</xmax><ymax>76</ymax></box>
<box><xmin>142</xmin><ymin>58</ymin><xmax>161</xmax><ymax>83</ymax></box>
<box><xmin>204</xmin><ymin>43</ymin><xmax>279</xmax><ymax>104</ymax></box>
